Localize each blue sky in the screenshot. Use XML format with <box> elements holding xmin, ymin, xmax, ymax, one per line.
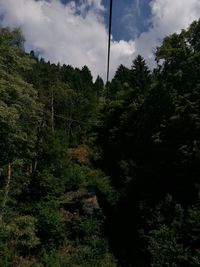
<box><xmin>60</xmin><ymin>0</ymin><xmax>152</xmax><ymax>41</ymax></box>
<box><xmin>103</xmin><ymin>0</ymin><xmax>152</xmax><ymax>40</ymax></box>
<box><xmin>0</xmin><ymin>0</ymin><xmax>200</xmax><ymax>80</ymax></box>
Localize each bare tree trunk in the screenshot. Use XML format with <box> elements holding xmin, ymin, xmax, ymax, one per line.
<box><xmin>32</xmin><ymin>116</ymin><xmax>45</xmax><ymax>175</ymax></box>
<box><xmin>29</xmin><ymin>163</ymin><xmax>33</xmax><ymax>174</ymax></box>
<box><xmin>67</xmin><ymin>118</ymin><xmax>72</xmax><ymax>143</ymax></box>
<box><xmin>66</xmin><ymin>100</ymin><xmax>74</xmax><ymax>144</ymax></box>
<box><xmin>51</xmin><ymin>87</ymin><xmax>54</xmax><ymax>133</ymax></box>
<box><xmin>0</xmin><ymin>162</ymin><xmax>12</xmax><ymax>220</ymax></box>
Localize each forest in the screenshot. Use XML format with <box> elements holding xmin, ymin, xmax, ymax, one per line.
<box><xmin>0</xmin><ymin>19</ymin><xmax>200</xmax><ymax>267</ymax></box>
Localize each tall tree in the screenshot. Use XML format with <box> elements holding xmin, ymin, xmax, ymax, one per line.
<box><xmin>131</xmin><ymin>55</ymin><xmax>151</xmax><ymax>95</ymax></box>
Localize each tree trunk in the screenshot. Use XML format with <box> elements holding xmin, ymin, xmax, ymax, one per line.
<box><xmin>51</xmin><ymin>86</ymin><xmax>54</xmax><ymax>133</ymax></box>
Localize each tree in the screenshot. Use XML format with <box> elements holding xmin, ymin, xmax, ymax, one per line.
<box><xmin>131</xmin><ymin>55</ymin><xmax>151</xmax><ymax>95</ymax></box>
<box><xmin>0</xmin><ymin>28</ymin><xmax>42</xmax><ymax>220</ymax></box>
<box><xmin>0</xmin><ymin>28</ymin><xmax>42</xmax><ymax>163</ymax></box>
<box><xmin>148</xmin><ymin>195</ymin><xmax>200</xmax><ymax>266</ymax></box>
<box><xmin>94</xmin><ymin>20</ymin><xmax>200</xmax><ymax>266</ymax></box>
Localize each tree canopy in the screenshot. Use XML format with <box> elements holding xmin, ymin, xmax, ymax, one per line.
<box><xmin>1</xmin><ymin>20</ymin><xmax>200</xmax><ymax>266</ymax></box>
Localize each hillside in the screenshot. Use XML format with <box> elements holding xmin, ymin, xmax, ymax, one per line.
<box><xmin>0</xmin><ymin>20</ymin><xmax>200</xmax><ymax>266</ymax></box>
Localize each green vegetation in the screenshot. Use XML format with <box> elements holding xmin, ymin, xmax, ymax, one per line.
<box><xmin>0</xmin><ymin>20</ymin><xmax>200</xmax><ymax>266</ymax></box>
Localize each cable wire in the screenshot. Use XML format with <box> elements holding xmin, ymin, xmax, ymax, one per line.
<box><xmin>106</xmin><ymin>0</ymin><xmax>113</xmax><ymax>85</ymax></box>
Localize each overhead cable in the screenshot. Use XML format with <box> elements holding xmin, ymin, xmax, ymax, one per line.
<box><xmin>106</xmin><ymin>0</ymin><xmax>113</xmax><ymax>85</ymax></box>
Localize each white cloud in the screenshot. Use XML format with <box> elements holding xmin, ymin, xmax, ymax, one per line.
<box><xmin>0</xmin><ymin>0</ymin><xmax>135</xmax><ymax>80</ymax></box>
<box><xmin>121</xmin><ymin>0</ymin><xmax>141</xmax><ymax>38</ymax></box>
<box><xmin>134</xmin><ymin>0</ymin><xmax>200</xmax><ymax>67</ymax></box>
<box><xmin>0</xmin><ymin>0</ymin><xmax>200</xmax><ymax>80</ymax></box>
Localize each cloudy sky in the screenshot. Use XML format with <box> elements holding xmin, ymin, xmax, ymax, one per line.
<box><xmin>0</xmin><ymin>0</ymin><xmax>200</xmax><ymax>80</ymax></box>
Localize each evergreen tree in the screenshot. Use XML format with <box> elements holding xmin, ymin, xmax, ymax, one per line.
<box><xmin>131</xmin><ymin>54</ymin><xmax>151</xmax><ymax>95</ymax></box>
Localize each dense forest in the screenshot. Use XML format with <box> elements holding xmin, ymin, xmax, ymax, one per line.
<box><xmin>0</xmin><ymin>19</ymin><xmax>200</xmax><ymax>267</ymax></box>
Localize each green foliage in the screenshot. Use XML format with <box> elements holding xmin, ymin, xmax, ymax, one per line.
<box><xmin>0</xmin><ymin>28</ymin><xmax>42</xmax><ymax>164</ymax></box>
<box><xmin>131</xmin><ymin>55</ymin><xmax>151</xmax><ymax>95</ymax></box>
<box><xmin>40</xmin><ymin>250</ymin><xmax>63</xmax><ymax>267</ymax></box>
<box><xmin>94</xmin><ymin>19</ymin><xmax>200</xmax><ymax>266</ymax></box>
<box><xmin>0</xmin><ymin>27</ymin><xmax>114</xmax><ymax>266</ymax></box>
<box><xmin>147</xmin><ymin>196</ymin><xmax>200</xmax><ymax>266</ymax></box>
<box><xmin>148</xmin><ymin>225</ymin><xmax>186</xmax><ymax>267</ymax></box>
<box><xmin>1</xmin><ymin>20</ymin><xmax>200</xmax><ymax>267</ymax></box>
<box><xmin>36</xmin><ymin>200</ymin><xmax>66</xmax><ymax>245</ymax></box>
<box><xmin>0</xmin><ymin>215</ymin><xmax>39</xmax><ymax>266</ymax></box>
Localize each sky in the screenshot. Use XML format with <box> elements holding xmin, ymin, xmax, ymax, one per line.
<box><xmin>0</xmin><ymin>0</ymin><xmax>200</xmax><ymax>81</ymax></box>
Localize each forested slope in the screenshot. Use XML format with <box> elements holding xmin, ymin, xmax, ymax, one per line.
<box><xmin>0</xmin><ymin>20</ymin><xmax>200</xmax><ymax>267</ymax></box>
